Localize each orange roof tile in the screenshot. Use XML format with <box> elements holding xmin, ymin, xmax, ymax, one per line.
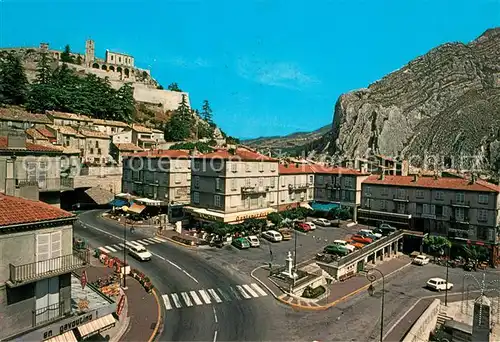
<box><xmin>362</xmin><ymin>175</ymin><xmax>500</xmax><ymax>193</ymax></box>
<box><xmin>79</xmin><ymin>129</ymin><xmax>110</xmax><ymax>139</ymax></box>
<box><xmin>91</xmin><ymin>118</ymin><xmax>129</xmax><ymax>128</ymax></box>
<box><xmin>25</xmin><ymin>128</ymin><xmax>48</xmax><ymax>140</ymax></box>
<box><xmin>0</xmin><ymin>137</ymin><xmax>61</xmax><ymax>152</ymax></box>
<box><xmin>126</xmin><ymin>149</ymin><xmax>190</xmax><ymax>158</ymax></box>
<box><xmin>36</xmin><ymin>127</ymin><xmax>56</xmax><ymax>139</ymax></box>
<box><xmin>47</xmin><ymin>111</ymin><xmax>93</xmax><ymax>121</ymax></box>
<box><xmin>0</xmin><ymin>107</ymin><xmax>51</xmax><ymax>124</ymax></box>
<box><xmin>196</xmin><ymin>148</ymin><xmax>277</xmax><ymax>162</ymax></box>
<box><xmin>131</xmin><ymin>124</ymin><xmax>152</xmax><ymax>133</ymax></box>
<box><xmin>0</xmin><ymin>193</ymin><xmax>75</xmax><ymax>226</ymax></box>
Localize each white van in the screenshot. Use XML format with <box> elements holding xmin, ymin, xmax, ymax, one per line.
<box><xmin>426</xmin><ymin>278</ymin><xmax>453</xmax><ymax>291</ymax></box>
<box><xmin>262</xmin><ymin>230</ymin><xmax>283</xmax><ymax>242</ymax></box>
<box><xmin>128</xmin><ymin>244</ymin><xmax>152</xmax><ymax>261</ymax></box>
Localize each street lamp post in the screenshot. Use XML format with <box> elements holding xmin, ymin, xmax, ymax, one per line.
<box><xmin>121</xmin><ymin>206</ymin><xmax>129</xmax><ymax>290</ymax></box>
<box><xmin>445</xmin><ymin>245</ymin><xmax>450</xmax><ymax>306</ymax></box>
<box><xmin>366</xmin><ymin>268</ymin><xmax>385</xmax><ymax>342</ymax></box>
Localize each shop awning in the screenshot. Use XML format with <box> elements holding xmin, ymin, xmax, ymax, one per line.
<box><xmin>77</xmin><ymin>314</ymin><xmax>116</xmax><ymax>339</ymax></box>
<box><xmin>45</xmin><ymin>330</ymin><xmax>77</xmax><ymax>342</ymax></box>
<box><xmin>110</xmin><ymin>198</ymin><xmax>128</xmax><ymax>207</ymax></box>
<box><xmin>358</xmin><ymin>208</ymin><xmax>412</xmax><ymax>219</ymax></box>
<box><xmin>128</xmin><ymin>203</ymin><xmax>146</xmax><ymax>214</ymax></box>
<box><xmin>310</xmin><ymin>201</ymin><xmax>340</xmax><ymax>212</ymax></box>
<box><xmin>300</xmin><ymin>203</ymin><xmax>313</xmax><ymax>210</ymax></box>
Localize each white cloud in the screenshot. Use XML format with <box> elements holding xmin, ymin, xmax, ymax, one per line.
<box><xmin>236</xmin><ymin>58</ymin><xmax>319</xmax><ymax>89</ymax></box>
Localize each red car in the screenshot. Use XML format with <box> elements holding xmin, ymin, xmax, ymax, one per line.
<box><xmin>295</xmin><ymin>222</ymin><xmax>312</xmax><ymax>232</ymax></box>
<box><xmin>351</xmin><ymin>234</ymin><xmax>373</xmax><ymax>244</ymax></box>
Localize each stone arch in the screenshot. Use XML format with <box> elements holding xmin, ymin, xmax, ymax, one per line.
<box><xmin>101</xmin><ymin>64</ymin><xmax>107</xmax><ymax>71</ymax></box>
<box><xmin>117</xmin><ymin>66</ymin><xmax>123</xmax><ymax>73</ymax></box>
<box><xmin>92</xmin><ymin>63</ymin><xmax>100</xmax><ymax>69</ymax></box>
<box><xmin>109</xmin><ymin>65</ymin><xmax>115</xmax><ymax>71</ymax></box>
<box><xmin>124</xmin><ymin>68</ymin><xmax>130</xmax><ymax>77</ymax></box>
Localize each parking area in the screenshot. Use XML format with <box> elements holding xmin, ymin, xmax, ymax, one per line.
<box><xmin>198</xmin><ymin>220</ymin><xmax>367</xmax><ymax>274</ymax></box>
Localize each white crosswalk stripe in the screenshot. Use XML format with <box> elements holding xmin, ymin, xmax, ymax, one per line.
<box><xmin>153</xmin><ymin>237</ymin><xmax>166</xmax><ymax>242</ymax></box>
<box><xmin>105</xmin><ymin>245</ymin><xmax>117</xmax><ymax>252</ymax></box>
<box><xmin>133</xmin><ymin>240</ymin><xmax>147</xmax><ymax>246</ymax></box>
<box><xmin>236</xmin><ymin>285</ymin><xmax>251</xmax><ymax>299</ymax></box>
<box><xmin>139</xmin><ymin>239</ymin><xmax>152</xmax><ymax>245</ymax></box>
<box><xmin>145</xmin><ymin>238</ymin><xmax>159</xmax><ymax>244</ymax></box>
<box><xmin>243</xmin><ymin>284</ymin><xmax>259</xmax><ymax>298</ymax></box>
<box><xmin>198</xmin><ymin>290</ymin><xmax>211</xmax><ymax>304</ymax></box>
<box><xmin>208</xmin><ymin>289</ymin><xmax>222</xmax><ymax>303</ymax></box>
<box><xmin>181</xmin><ymin>292</ymin><xmax>193</xmax><ymax>307</ymax></box>
<box><xmin>171</xmin><ymin>293</ymin><xmax>182</xmax><ymax>308</ymax></box>
<box><xmin>162</xmin><ymin>295</ymin><xmax>172</xmax><ymax>310</ymax></box>
<box><xmin>189</xmin><ymin>291</ymin><xmax>203</xmax><ymax>305</ymax></box>
<box><xmin>112</xmin><ymin>244</ymin><xmax>123</xmax><ymax>250</ymax></box>
<box><xmin>118</xmin><ymin>243</ymin><xmax>125</xmax><ymax>248</ymax></box>
<box><xmin>251</xmin><ymin>283</ymin><xmax>267</xmax><ymax>296</ymax></box>
<box><xmin>99</xmin><ymin>246</ymin><xmax>111</xmax><ymax>253</ymax></box>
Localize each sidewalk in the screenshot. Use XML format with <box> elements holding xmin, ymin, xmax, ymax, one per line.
<box><xmin>252</xmin><ymin>255</ymin><xmax>412</xmax><ymax>311</ymax></box>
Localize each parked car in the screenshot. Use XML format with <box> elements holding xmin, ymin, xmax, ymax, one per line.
<box><xmin>246</xmin><ymin>235</ymin><xmax>260</xmax><ymax>247</ymax></box>
<box><xmin>332</xmin><ymin>239</ymin><xmax>356</xmax><ymax>252</ymax></box>
<box><xmin>262</xmin><ymin>230</ymin><xmax>283</xmax><ymax>242</ymax></box>
<box><xmin>426</xmin><ymin>278</ymin><xmax>453</xmax><ymax>291</ymax></box>
<box><xmin>278</xmin><ymin>228</ymin><xmax>292</xmax><ymax>240</ymax></box>
<box><xmin>324</xmin><ymin>244</ymin><xmax>350</xmax><ymax>256</ymax></box>
<box><xmin>359</xmin><ymin>229</ymin><xmax>382</xmax><ymax>239</ymax></box>
<box><xmin>349</xmin><ymin>240</ymin><xmax>366</xmax><ymax>250</ymax></box>
<box><xmin>358</xmin><ymin>230</ymin><xmax>380</xmax><ymax>241</ymax></box>
<box><xmin>351</xmin><ymin>234</ymin><xmax>373</xmax><ymax>244</ymax></box>
<box><xmin>128</xmin><ymin>244</ymin><xmax>152</xmax><ymax>261</ymax></box>
<box><xmin>232</xmin><ymin>237</ymin><xmax>251</xmax><ymax>249</ymax></box>
<box><xmin>312</xmin><ymin>218</ymin><xmax>331</xmax><ymax>226</ymax></box>
<box><xmin>378</xmin><ymin>224</ymin><xmax>397</xmax><ymax>235</ymax></box>
<box><xmin>413</xmin><ymin>255</ymin><xmax>430</xmax><ymax>265</ymax></box>
<box><xmin>305</xmin><ymin>222</ymin><xmax>316</xmax><ymax>230</ymax></box>
<box><xmin>295</xmin><ymin>222</ymin><xmax>312</xmax><ymax>232</ymax></box>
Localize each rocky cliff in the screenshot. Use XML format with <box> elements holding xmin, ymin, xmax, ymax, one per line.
<box><xmin>328</xmin><ymin>28</ymin><xmax>500</xmax><ymax>170</ymax></box>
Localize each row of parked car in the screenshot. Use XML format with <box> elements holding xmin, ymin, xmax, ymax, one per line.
<box><xmin>231</xmin><ymin>228</ymin><xmax>291</xmax><ymax>249</ymax></box>
<box><xmin>322</xmin><ymin>224</ymin><xmax>397</xmax><ymax>256</ymax></box>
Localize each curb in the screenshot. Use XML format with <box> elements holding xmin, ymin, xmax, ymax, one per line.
<box><xmin>252</xmin><ymin>261</ymin><xmax>413</xmax><ymax>311</ymax></box>
<box><xmin>155</xmin><ymin>233</ymin><xmax>197</xmax><ymax>249</ymax></box>
<box><xmin>147</xmin><ymin>288</ymin><xmax>163</xmax><ymax>342</ymax></box>
<box><xmin>110</xmin><ymin>289</ymin><xmax>130</xmax><ymax>342</ymax></box>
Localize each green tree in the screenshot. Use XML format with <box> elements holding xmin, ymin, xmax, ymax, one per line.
<box><xmin>76</xmin><ymin>55</ymin><xmax>83</xmax><ymax>65</ymax></box>
<box><xmin>462</xmin><ymin>245</ymin><xmax>489</xmax><ymax>262</ymax></box>
<box><xmin>201</xmin><ymin>100</ymin><xmax>214</xmax><ymax>125</ymax></box>
<box><xmin>267</xmin><ymin>212</ymin><xmax>282</xmax><ymax>226</ymax></box>
<box><xmin>60</xmin><ymin>45</ymin><xmax>75</xmax><ymax>64</ymax></box>
<box><xmin>423</xmin><ymin>235</ymin><xmax>452</xmax><ymax>259</ymax></box>
<box><xmin>167</xmin><ymin>82</ymin><xmax>182</xmax><ymax>92</ymax></box>
<box><xmin>0</xmin><ymin>52</ymin><xmax>28</xmax><ymax>105</ymax></box>
<box><xmin>115</xmin><ymin>83</ymin><xmax>135</xmax><ymax>122</ymax></box>
<box><xmin>157</xmin><ymin>84</ymin><xmax>164</xmax><ymax>90</ymax></box>
<box><xmin>226</xmin><ymin>136</ymin><xmax>240</xmax><ymax>144</ymax></box>
<box><xmin>164</xmin><ymin>94</ymin><xmax>193</xmax><ymax>141</ymax></box>
<box><xmin>34</xmin><ymin>52</ymin><xmax>52</xmax><ymax>85</ymax></box>
<box><xmin>169</xmin><ymin>141</ymin><xmax>214</xmax><ymax>154</ymax></box>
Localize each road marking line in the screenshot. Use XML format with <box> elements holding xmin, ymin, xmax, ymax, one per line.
<box><xmin>99</xmin><ymin>247</ymin><xmax>111</xmax><ymax>253</ymax></box>
<box><xmin>118</xmin><ymin>243</ymin><xmax>125</xmax><ymax>248</ymax></box>
<box><xmin>213</xmin><ymin>330</ymin><xmax>217</xmax><ymax>342</ymax></box>
<box><xmin>228</xmin><ymin>286</ymin><xmax>241</xmax><ymax>300</ymax></box>
<box><xmin>251</xmin><ymin>283</ymin><xmax>268</xmax><ymax>296</ymax></box>
<box><xmin>236</xmin><ymin>285</ymin><xmax>251</xmax><ymax>299</ymax></box>
<box><xmin>213</xmin><ymin>307</ymin><xmax>218</xmax><ymax>323</ymax></box>
<box><xmin>149</xmin><ymin>251</ymin><xmax>199</xmax><ymax>284</ymax></box>
<box><xmin>217</xmin><ymin>288</ymin><xmax>231</xmax><ymax>301</ymax></box>
<box><xmin>171</xmin><ymin>293</ymin><xmax>182</xmax><ymax>308</ymax></box>
<box><xmin>153</xmin><ymin>237</ymin><xmax>167</xmax><ymax>242</ymax></box>
<box><xmin>181</xmin><ymin>292</ymin><xmax>193</xmax><ymax>307</ymax></box>
<box><xmin>129</xmin><ymin>241</ymin><xmax>142</xmax><ymax>247</ymax></box>
<box><xmin>135</xmin><ymin>240</ymin><xmax>149</xmax><ymax>246</ymax></box>
<box><xmin>189</xmin><ymin>291</ymin><xmax>203</xmax><ymax>305</ymax></box>
<box><xmin>105</xmin><ymin>245</ymin><xmax>117</xmax><ymax>252</ymax></box>
<box><xmin>141</xmin><ymin>239</ymin><xmax>154</xmax><ymax>245</ymax></box>
<box><xmin>162</xmin><ymin>295</ymin><xmax>172</xmax><ymax>310</ymax></box>
<box><xmin>112</xmin><ymin>244</ymin><xmax>122</xmax><ymax>250</ymax></box>
<box><xmin>199</xmin><ymin>290</ymin><xmax>212</xmax><ymax>304</ymax></box>
<box><xmin>145</xmin><ymin>238</ymin><xmax>159</xmax><ymax>244</ymax></box>
<box><xmin>208</xmin><ymin>289</ymin><xmax>222</xmax><ymax>303</ymax></box>
<box><xmin>243</xmin><ymin>284</ymin><xmax>259</xmax><ymax>298</ymax></box>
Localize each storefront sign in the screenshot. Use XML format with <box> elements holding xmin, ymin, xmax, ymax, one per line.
<box><xmin>235</xmin><ymin>211</ymin><xmax>270</xmax><ymax>221</ymax></box>
<box><xmin>42</xmin><ymin>313</ymin><xmax>93</xmax><ymax>340</ymax></box>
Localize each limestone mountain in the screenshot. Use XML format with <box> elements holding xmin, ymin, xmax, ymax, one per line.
<box><xmin>322</xmin><ymin>27</ymin><xmax>500</xmax><ymax>171</ymax></box>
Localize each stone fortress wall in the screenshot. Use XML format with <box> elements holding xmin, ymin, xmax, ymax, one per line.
<box><xmin>0</xmin><ymin>40</ymin><xmax>190</xmax><ymax>111</ymax></box>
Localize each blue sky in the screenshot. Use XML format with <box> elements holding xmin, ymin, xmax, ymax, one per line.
<box><xmin>0</xmin><ymin>0</ymin><xmax>499</xmax><ymax>139</ymax></box>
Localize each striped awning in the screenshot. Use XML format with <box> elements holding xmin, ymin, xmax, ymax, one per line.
<box><xmin>128</xmin><ymin>203</ymin><xmax>146</xmax><ymax>214</ymax></box>
<box><xmin>77</xmin><ymin>314</ymin><xmax>116</xmax><ymax>339</ymax></box>
<box><xmin>45</xmin><ymin>330</ymin><xmax>77</xmax><ymax>342</ymax></box>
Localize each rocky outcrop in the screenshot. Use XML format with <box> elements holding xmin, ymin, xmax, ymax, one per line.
<box><xmin>327</xmin><ymin>27</ymin><xmax>500</xmax><ymax>170</ymax></box>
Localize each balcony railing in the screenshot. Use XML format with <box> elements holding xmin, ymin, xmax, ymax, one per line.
<box><xmin>11</xmin><ymin>177</ymin><xmax>74</xmax><ymax>191</ymax></box>
<box><xmin>33</xmin><ymin>299</ymin><xmax>71</xmax><ymax>327</ymax></box>
<box><xmin>450</xmin><ymin>199</ymin><xmax>470</xmax><ymax>207</ymax></box>
<box><xmin>393</xmin><ymin>195</ymin><xmax>410</xmax><ymax>202</ymax></box>
<box><xmin>8</xmin><ymin>249</ymin><xmax>89</xmax><ymax>287</ymax></box>
<box><xmin>241</xmin><ymin>186</ymin><xmax>269</xmax><ymax>194</ymax></box>
<box><xmin>288</xmin><ymin>183</ymin><xmax>309</xmax><ymax>190</ymax></box>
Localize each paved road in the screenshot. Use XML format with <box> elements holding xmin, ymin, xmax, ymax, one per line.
<box><xmin>74</xmin><ymin>210</ymin><xmax>293</xmax><ymax>342</ymax></box>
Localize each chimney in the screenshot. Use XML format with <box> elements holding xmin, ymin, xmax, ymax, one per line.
<box><xmin>413</xmin><ymin>174</ymin><xmax>418</xmax><ymax>182</ymax></box>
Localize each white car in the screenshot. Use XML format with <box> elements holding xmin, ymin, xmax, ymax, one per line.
<box><xmin>128</xmin><ymin>244</ymin><xmax>152</xmax><ymax>261</ymax></box>
<box><xmin>359</xmin><ymin>229</ymin><xmax>382</xmax><ymax>239</ymax></box>
<box><xmin>332</xmin><ymin>239</ymin><xmax>355</xmax><ymax>252</ymax></box>
<box><xmin>413</xmin><ymin>255</ymin><xmax>430</xmax><ymax>265</ymax></box>
<box><xmin>305</xmin><ymin>222</ymin><xmax>316</xmax><ymax>230</ymax></box>
<box><xmin>312</xmin><ymin>218</ymin><xmax>331</xmax><ymax>226</ymax></box>
<box><xmin>426</xmin><ymin>278</ymin><xmax>453</xmax><ymax>291</ymax></box>
<box><xmin>246</xmin><ymin>235</ymin><xmax>260</xmax><ymax>247</ymax></box>
<box><xmin>262</xmin><ymin>230</ymin><xmax>283</xmax><ymax>242</ymax></box>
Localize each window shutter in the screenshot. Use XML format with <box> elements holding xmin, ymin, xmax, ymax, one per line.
<box><xmin>36</xmin><ymin>234</ymin><xmax>51</xmax><ymax>274</ymax></box>
<box><xmin>423</xmin><ymin>204</ymin><xmax>428</xmax><ymax>214</ymax></box>
<box><xmin>431</xmin><ymin>205</ymin><xmax>436</xmax><ymax>215</ymax></box>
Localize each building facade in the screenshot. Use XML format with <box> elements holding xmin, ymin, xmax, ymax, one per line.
<box><xmin>46</xmin><ymin>125</ymin><xmax>85</xmax><ymax>155</ymax></box>
<box><xmin>80</xmin><ymin>129</ymin><xmax>110</xmax><ymax>165</ymax></box>
<box><xmin>91</xmin><ymin>119</ymin><xmax>129</xmax><ymax>136</ymax></box>
<box><xmin>358</xmin><ymin>174</ymin><xmax>500</xmax><ymax>261</ymax></box>
<box><xmin>277</xmin><ymin>163</ymin><xmax>314</xmax><ymax>211</ymax></box>
<box><xmin>187</xmin><ymin>147</ymin><xmax>279</xmax><ymax>223</ymax></box>
<box><xmin>131</xmin><ymin>124</ymin><xmax>155</xmax><ymax>149</ymax></box>
<box><xmin>121</xmin><ymin>150</ymin><xmax>191</xmax><ymax>204</ymax></box>
<box><xmin>46</xmin><ymin>111</ymin><xmax>93</xmax><ymax>127</ymax></box>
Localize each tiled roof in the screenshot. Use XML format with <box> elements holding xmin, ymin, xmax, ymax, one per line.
<box><xmin>152</xmin><ymin>128</ymin><xmax>163</xmax><ymax>133</ymax></box>
<box><xmin>47</xmin><ymin>124</ymin><xmax>79</xmax><ymax>136</ymax></box>
<box><xmin>0</xmin><ymin>193</ymin><xmax>74</xmax><ymax>227</ymax></box>
<box><xmin>39</xmin><ymin>143</ymin><xmax>80</xmax><ymax>154</ymax></box>
<box><xmin>36</xmin><ymin>127</ymin><xmax>56</xmax><ymax>139</ymax></box>
<box><xmin>362</xmin><ymin>175</ymin><xmax>500</xmax><ymax>193</ymax></box>
<box><xmin>92</xmin><ymin>118</ymin><xmax>129</xmax><ymax>128</ymax></box>
<box><xmin>26</xmin><ymin>128</ymin><xmax>48</xmax><ymax>140</ymax></box>
<box><xmin>0</xmin><ymin>107</ymin><xmax>51</xmax><ymax>124</ymax></box>
<box><xmin>47</xmin><ymin>111</ymin><xmax>93</xmax><ymax>121</ymax></box>
<box><xmin>310</xmin><ymin>165</ymin><xmax>369</xmax><ymax>175</ymax></box>
<box><xmin>131</xmin><ymin>124</ymin><xmax>152</xmax><ymax>133</ymax></box>
<box><xmin>113</xmin><ymin>143</ymin><xmax>143</xmax><ymax>152</ymax></box>
<box><xmin>127</xmin><ymin>149</ymin><xmax>190</xmax><ymax>158</ymax></box>
<box><xmin>0</xmin><ymin>137</ymin><xmax>62</xmax><ymax>152</ymax></box>
<box><xmin>79</xmin><ymin>129</ymin><xmax>110</xmax><ymax>139</ymax></box>
<box><xmin>196</xmin><ymin>147</ymin><xmax>277</xmax><ymax>162</ymax></box>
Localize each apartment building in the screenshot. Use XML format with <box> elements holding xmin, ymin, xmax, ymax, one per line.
<box><xmin>131</xmin><ymin>124</ymin><xmax>155</xmax><ymax>149</ymax></box>
<box><xmin>80</xmin><ymin>128</ymin><xmax>111</xmax><ymax>165</ymax></box>
<box><xmin>186</xmin><ymin>147</ymin><xmax>279</xmax><ymax>223</ymax></box>
<box><xmin>91</xmin><ymin>118</ymin><xmax>129</xmax><ymax>136</ymax></box>
<box><xmin>25</xmin><ymin>128</ymin><xmax>50</xmax><ymax>145</ymax></box>
<box><xmin>342</xmin><ymin>155</ymin><xmax>409</xmax><ymax>176</ymax></box>
<box><xmin>359</xmin><ymin>174</ymin><xmax>500</xmax><ymax>260</ymax></box>
<box><xmin>0</xmin><ymin>194</ymin><xmax>116</xmax><ymax>341</ymax></box>
<box><xmin>112</xmin><ymin>129</ymin><xmax>133</xmax><ymax>144</ymax></box>
<box><xmin>46</xmin><ymin>111</ymin><xmax>93</xmax><ymax>127</ymax></box>
<box><xmin>46</xmin><ymin>125</ymin><xmax>86</xmax><ymax>154</ymax></box>
<box><xmin>121</xmin><ymin>149</ymin><xmax>191</xmax><ymax>204</ymax></box>
<box><xmin>152</xmin><ymin>128</ymin><xmax>165</xmax><ymax>145</ymax></box>
<box><xmin>0</xmin><ymin>108</ymin><xmax>51</xmax><ymax>130</ymax></box>
<box><xmin>110</xmin><ymin>142</ymin><xmax>143</xmax><ymax>165</ymax></box>
<box><xmin>277</xmin><ymin>163</ymin><xmax>315</xmax><ymax>211</ymax></box>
